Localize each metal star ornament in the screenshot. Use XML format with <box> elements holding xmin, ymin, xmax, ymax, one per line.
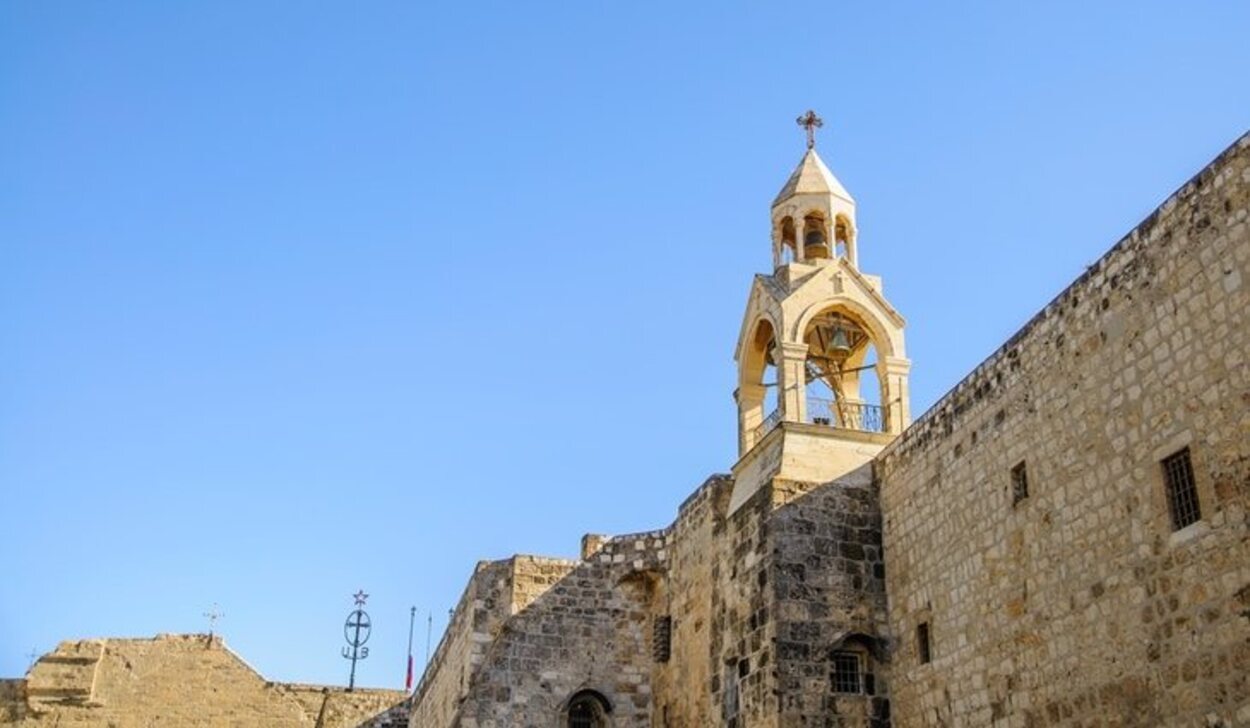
<box><xmin>352</xmin><ymin>590</ymin><xmax>369</xmax><ymax>606</ymax></box>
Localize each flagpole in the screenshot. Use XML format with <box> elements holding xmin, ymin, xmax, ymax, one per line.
<box><xmin>425</xmin><ymin>612</ymin><xmax>433</xmax><ymax>665</ymax></box>
<box><xmin>405</xmin><ymin>606</ymin><xmax>416</xmax><ymax>691</ymax></box>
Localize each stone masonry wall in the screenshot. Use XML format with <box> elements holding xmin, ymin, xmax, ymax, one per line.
<box><xmin>651</xmin><ymin>475</ymin><xmax>733</xmax><ymax>727</ymax></box>
<box><xmin>409</xmin><ymin>557</ymin><xmax>573</xmax><ymax>727</ymax></box>
<box><xmin>439</xmin><ymin>531</ymin><xmax>669</xmax><ymax>727</ymax></box>
<box><xmin>770</xmin><ymin>468</ymin><xmax>891</xmax><ymax>728</ymax></box>
<box><xmin>877</xmin><ymin>131</ymin><xmax>1250</xmax><ymax>726</ymax></box>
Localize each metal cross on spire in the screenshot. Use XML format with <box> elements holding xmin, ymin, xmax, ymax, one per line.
<box><xmin>796</xmin><ymin>109</ymin><xmax>824</xmax><ymax>149</ymax></box>
<box><xmin>203</xmin><ymin>603</ymin><xmax>224</xmax><ymax>639</ymax></box>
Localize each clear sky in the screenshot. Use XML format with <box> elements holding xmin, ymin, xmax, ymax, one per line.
<box><xmin>1</xmin><ymin>1</ymin><xmax>1246</xmax><ymax>688</ymax></box>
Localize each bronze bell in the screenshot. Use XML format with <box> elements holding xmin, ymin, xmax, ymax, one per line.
<box><xmin>827</xmin><ymin>325</ymin><xmax>853</xmax><ymax>360</ymax></box>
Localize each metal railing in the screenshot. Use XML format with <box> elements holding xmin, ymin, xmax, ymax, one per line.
<box><xmin>807</xmin><ymin>397</ymin><xmax>886</xmax><ymax>433</ymax></box>
<box><xmin>751</xmin><ymin>408</ymin><xmax>784</xmax><ymax>443</ymax></box>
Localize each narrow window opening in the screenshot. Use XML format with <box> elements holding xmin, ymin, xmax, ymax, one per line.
<box><xmin>723</xmin><ymin>659</ymin><xmax>741</xmax><ymax>723</ymax></box>
<box><xmin>831</xmin><ymin>650</ymin><xmax>863</xmax><ymax>694</ymax></box>
<box><xmin>1011</xmin><ymin>461</ymin><xmax>1029</xmax><ymax>506</ymax></box>
<box><xmin>1162</xmin><ymin>447</ymin><xmax>1201</xmax><ymax>530</ymax></box>
<box><xmin>652</xmin><ymin>616</ymin><xmax>672</xmax><ymax>663</ymax></box>
<box><xmin>917</xmin><ymin>623</ymin><xmax>932</xmax><ymax>664</ymax></box>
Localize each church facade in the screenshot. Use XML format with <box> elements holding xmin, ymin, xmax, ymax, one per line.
<box><xmin>409</xmin><ymin>129</ymin><xmax>1250</xmax><ymax>727</ymax></box>
<box><xmin>3</xmin><ymin>129</ymin><xmax>1247</xmax><ymax>728</ymax></box>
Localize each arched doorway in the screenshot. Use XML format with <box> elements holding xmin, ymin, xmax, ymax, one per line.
<box><xmin>565</xmin><ymin>689</ymin><xmax>611</xmax><ymax>728</ymax></box>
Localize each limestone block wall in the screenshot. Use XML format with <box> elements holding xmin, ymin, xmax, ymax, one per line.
<box><xmin>410</xmin><ymin>557</ymin><xmax>568</xmax><ymax>727</ymax></box>
<box><xmin>0</xmin><ymin>634</ymin><xmax>407</xmax><ymax>727</ymax></box>
<box><xmin>769</xmin><ymin>469</ymin><xmax>890</xmax><ymax>728</ymax></box>
<box><xmin>438</xmin><ymin>531</ymin><xmax>670</xmax><ymax>727</ymax></box>
<box><xmin>877</xmin><ymin>131</ymin><xmax>1250</xmax><ymax>726</ymax></box>
<box><xmin>707</xmin><ymin>480</ymin><xmax>778</xmax><ymax>728</ymax></box>
<box><xmin>651</xmin><ymin>475</ymin><xmax>733</xmax><ymax>727</ymax></box>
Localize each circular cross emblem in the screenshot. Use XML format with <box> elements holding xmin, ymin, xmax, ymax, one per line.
<box><xmin>344</xmin><ymin>609</ymin><xmax>371</xmax><ymax>647</ymax></box>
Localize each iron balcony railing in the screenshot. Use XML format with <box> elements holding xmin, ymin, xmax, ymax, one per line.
<box><xmin>807</xmin><ymin>397</ymin><xmax>886</xmax><ymax>433</ymax></box>
<box><xmin>751</xmin><ymin>408</ymin><xmax>784</xmax><ymax>442</ymax></box>
<box><xmin>750</xmin><ymin>399</ymin><xmax>885</xmax><ymax>445</ymax></box>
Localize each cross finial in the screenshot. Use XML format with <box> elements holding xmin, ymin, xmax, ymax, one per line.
<box><xmin>25</xmin><ymin>648</ymin><xmax>40</xmax><ymax>671</ymax></box>
<box><xmin>796</xmin><ymin>109</ymin><xmax>824</xmax><ymax>149</ymax></box>
<box><xmin>203</xmin><ymin>603</ymin><xmax>224</xmax><ymax>638</ymax></box>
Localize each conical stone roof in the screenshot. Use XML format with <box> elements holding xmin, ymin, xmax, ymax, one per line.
<box><xmin>772</xmin><ymin>148</ymin><xmax>854</xmax><ymax>207</ymax></box>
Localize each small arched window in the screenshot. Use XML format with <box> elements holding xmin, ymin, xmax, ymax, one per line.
<box><xmin>803</xmin><ymin>213</ymin><xmax>830</xmax><ymax>258</ymax></box>
<box><xmin>566</xmin><ymin>690</ymin><xmax>611</xmax><ymax>728</ymax></box>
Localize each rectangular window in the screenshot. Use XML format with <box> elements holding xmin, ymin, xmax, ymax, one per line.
<box><xmin>1011</xmin><ymin>461</ymin><xmax>1029</xmax><ymax>506</ymax></box>
<box><xmin>917</xmin><ymin>622</ymin><xmax>932</xmax><ymax>664</ymax></box>
<box><xmin>831</xmin><ymin>651</ymin><xmax>863</xmax><ymax>694</ymax></box>
<box><xmin>652</xmin><ymin>616</ymin><xmax>672</xmax><ymax>663</ymax></box>
<box><xmin>1162</xmin><ymin>447</ymin><xmax>1201</xmax><ymax>530</ymax></box>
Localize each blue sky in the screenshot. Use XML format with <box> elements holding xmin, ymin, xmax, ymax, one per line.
<box><xmin>1</xmin><ymin>2</ymin><xmax>1246</xmax><ymax>687</ymax></box>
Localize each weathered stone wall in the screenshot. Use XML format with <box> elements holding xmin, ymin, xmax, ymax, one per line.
<box><xmin>0</xmin><ymin>634</ymin><xmax>407</xmax><ymax>727</ymax></box>
<box><xmin>433</xmin><ymin>532</ymin><xmax>668</xmax><ymax>727</ymax></box>
<box><xmin>770</xmin><ymin>468</ymin><xmax>891</xmax><ymax>728</ymax></box>
<box><xmin>409</xmin><ymin>557</ymin><xmax>570</xmax><ymax>727</ymax></box>
<box><xmin>877</xmin><ymin>131</ymin><xmax>1250</xmax><ymax>726</ymax></box>
<box><xmin>651</xmin><ymin>475</ymin><xmax>732</xmax><ymax>727</ymax></box>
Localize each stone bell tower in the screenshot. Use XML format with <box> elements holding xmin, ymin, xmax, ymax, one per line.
<box><xmin>729</xmin><ymin>112</ymin><xmax>911</xmax><ymax>511</ymax></box>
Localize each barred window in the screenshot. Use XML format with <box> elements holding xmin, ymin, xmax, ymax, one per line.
<box><xmin>1162</xmin><ymin>448</ymin><xmax>1201</xmax><ymax>530</ymax></box>
<box><xmin>1011</xmin><ymin>460</ymin><xmax>1029</xmax><ymax>506</ymax></box>
<box><xmin>831</xmin><ymin>651</ymin><xmax>863</xmax><ymax>693</ymax></box>
<box><xmin>652</xmin><ymin>616</ymin><xmax>672</xmax><ymax>663</ymax></box>
<box><xmin>917</xmin><ymin>622</ymin><xmax>932</xmax><ymax>664</ymax></box>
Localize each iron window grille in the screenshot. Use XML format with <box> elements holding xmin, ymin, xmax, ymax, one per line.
<box><xmin>831</xmin><ymin>651</ymin><xmax>863</xmax><ymax>694</ymax></box>
<box><xmin>1162</xmin><ymin>447</ymin><xmax>1201</xmax><ymax>530</ymax></box>
<box><xmin>652</xmin><ymin>616</ymin><xmax>672</xmax><ymax>663</ymax></box>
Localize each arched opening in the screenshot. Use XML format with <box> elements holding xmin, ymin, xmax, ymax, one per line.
<box><xmin>739</xmin><ymin>318</ymin><xmax>780</xmax><ymax>448</ymax></box>
<box><xmin>566</xmin><ymin>690</ymin><xmax>611</xmax><ymax>728</ymax></box>
<box><xmin>778</xmin><ymin>216</ymin><xmax>798</xmax><ymax>264</ymax></box>
<box><xmin>801</xmin><ymin>308</ymin><xmax>887</xmax><ymax>432</ymax></box>
<box><xmin>834</xmin><ymin>215</ymin><xmax>853</xmax><ymax>261</ymax></box>
<box><xmin>803</xmin><ymin>212</ymin><xmax>830</xmax><ymax>259</ymax></box>
<box><xmin>835</xmin><ymin>215</ymin><xmax>855</xmax><ymax>261</ymax></box>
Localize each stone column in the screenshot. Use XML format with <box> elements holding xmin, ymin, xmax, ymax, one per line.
<box><xmin>846</xmin><ymin>223</ymin><xmax>859</xmax><ymax>269</ymax></box>
<box><xmin>882</xmin><ymin>356</ymin><xmax>912</xmax><ymax>433</ymax></box>
<box><xmin>736</xmin><ymin>383</ymin><xmax>766</xmax><ymax>454</ymax></box>
<box><xmin>778</xmin><ymin>341</ymin><xmax>810</xmax><ymax>425</ymax></box>
<box><xmin>794</xmin><ymin>218</ymin><xmax>806</xmax><ymax>263</ymax></box>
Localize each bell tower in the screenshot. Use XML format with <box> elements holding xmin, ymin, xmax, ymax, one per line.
<box><xmin>729</xmin><ymin>112</ymin><xmax>911</xmax><ymax>510</ymax></box>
